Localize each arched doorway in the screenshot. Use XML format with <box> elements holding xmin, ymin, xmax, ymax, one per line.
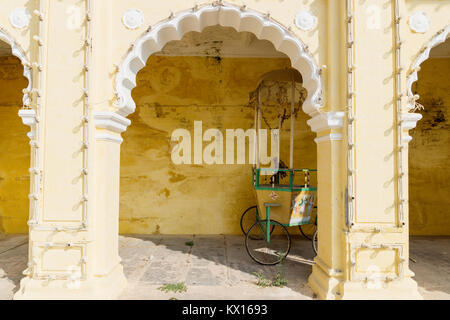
<box><xmin>111</xmin><ymin>4</ymin><xmax>326</xmax><ymax>298</ymax></box>
<box><xmin>0</xmin><ymin>30</ymin><xmax>33</xmax><ymax>299</ymax></box>
<box><xmin>407</xmin><ymin>26</ymin><xmax>450</xmax><ymax>299</ymax></box>
<box><xmin>119</xmin><ymin>25</ymin><xmax>318</xmax><ymax>236</ymax></box>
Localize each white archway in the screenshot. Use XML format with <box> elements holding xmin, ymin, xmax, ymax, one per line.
<box><xmin>0</xmin><ymin>26</ymin><xmax>35</xmax><ymax>138</ymax></box>
<box><xmin>114</xmin><ymin>2</ymin><xmax>324</xmax><ymax>119</ymax></box>
<box><xmin>402</xmin><ymin>25</ymin><xmax>450</xmax><ymax>142</ymax></box>
<box><xmin>106</xmin><ymin>3</ymin><xmax>334</xmax><ymax>282</ymax></box>
<box><xmin>0</xmin><ymin>26</ymin><xmax>34</xmax><ymax>235</ymax></box>
<box><xmin>406</xmin><ymin>25</ymin><xmax>450</xmax><ymax>238</ymax></box>
<box><xmin>0</xmin><ymin>26</ymin><xmax>32</xmax><ymax>109</ymax></box>
<box><xmin>407</xmin><ymin>25</ymin><xmax>450</xmax><ymax>112</ymax></box>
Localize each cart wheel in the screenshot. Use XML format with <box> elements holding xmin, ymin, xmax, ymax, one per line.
<box><xmin>299</xmin><ymin>224</ymin><xmax>317</xmax><ymax>240</ymax></box>
<box><xmin>312</xmin><ymin>229</ymin><xmax>318</xmax><ymax>255</ymax></box>
<box><xmin>298</xmin><ymin>210</ymin><xmax>317</xmax><ymax>240</ymax></box>
<box><xmin>245</xmin><ymin>220</ymin><xmax>291</xmax><ymax>265</ymax></box>
<box><xmin>240</xmin><ymin>206</ymin><xmax>274</xmax><ymax>239</ymax></box>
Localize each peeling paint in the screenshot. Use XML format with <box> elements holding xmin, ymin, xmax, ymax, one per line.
<box><xmin>120</xmin><ymin>56</ymin><xmax>317</xmax><ymax>235</ymax></box>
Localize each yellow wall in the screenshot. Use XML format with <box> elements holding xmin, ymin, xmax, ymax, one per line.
<box><xmin>410</xmin><ymin>58</ymin><xmax>450</xmax><ymax>236</ymax></box>
<box><xmin>0</xmin><ymin>56</ymin><xmax>29</xmax><ymax>234</ymax></box>
<box><xmin>0</xmin><ymin>54</ymin><xmax>319</xmax><ymax>236</ymax></box>
<box><xmin>119</xmin><ymin>56</ymin><xmax>317</xmax><ymax>234</ymax></box>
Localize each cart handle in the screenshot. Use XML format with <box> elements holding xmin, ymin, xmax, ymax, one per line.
<box><xmin>264</xmin><ymin>203</ymin><xmax>282</xmax><ymax>207</ymax></box>
<box><xmin>253</xmin><ymin>168</ymin><xmax>318</xmax><ymax>190</ymax></box>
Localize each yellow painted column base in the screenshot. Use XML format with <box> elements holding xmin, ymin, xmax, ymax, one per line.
<box><xmin>309</xmin><ymin>264</ymin><xmax>423</xmax><ymax>300</ymax></box>
<box><xmin>13</xmin><ymin>264</ymin><xmax>127</xmax><ymax>300</ymax></box>
<box><xmin>339</xmin><ymin>278</ymin><xmax>422</xmax><ymax>300</ymax></box>
<box><xmin>308</xmin><ymin>263</ymin><xmax>342</xmax><ymax>300</ymax></box>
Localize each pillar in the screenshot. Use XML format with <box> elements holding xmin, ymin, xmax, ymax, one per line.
<box><xmin>309</xmin><ymin>0</ymin><xmax>422</xmax><ymax>300</ymax></box>
<box><xmin>14</xmin><ymin>0</ymin><xmax>127</xmax><ymax>300</ymax></box>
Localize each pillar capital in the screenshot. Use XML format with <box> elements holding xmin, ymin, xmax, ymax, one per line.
<box><xmin>93</xmin><ymin>111</ymin><xmax>131</xmax><ymax>144</ymax></box>
<box><xmin>18</xmin><ymin>109</ymin><xmax>36</xmax><ymax>140</ymax></box>
<box><xmin>401</xmin><ymin>112</ymin><xmax>423</xmax><ymax>143</ymax></box>
<box><xmin>307</xmin><ymin>111</ymin><xmax>345</xmax><ymax>143</ymax></box>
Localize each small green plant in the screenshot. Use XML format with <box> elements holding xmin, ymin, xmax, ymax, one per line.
<box><xmin>272</xmin><ymin>254</ymin><xmax>288</xmax><ymax>287</ymax></box>
<box><xmin>253</xmin><ymin>255</ymin><xmax>288</xmax><ymax>288</ymax></box>
<box><xmin>271</xmin><ymin>272</ymin><xmax>288</xmax><ymax>287</ymax></box>
<box><xmin>253</xmin><ymin>271</ymin><xmax>288</xmax><ymax>288</ymax></box>
<box><xmin>253</xmin><ymin>272</ymin><xmax>271</xmax><ymax>288</ymax></box>
<box><xmin>185</xmin><ymin>241</ymin><xmax>194</xmax><ymax>247</ymax></box>
<box><xmin>158</xmin><ymin>282</ymin><xmax>187</xmax><ymax>293</ymax></box>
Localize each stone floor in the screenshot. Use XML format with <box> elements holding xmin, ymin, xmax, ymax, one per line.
<box><xmin>0</xmin><ymin>234</ymin><xmax>449</xmax><ymax>300</ymax></box>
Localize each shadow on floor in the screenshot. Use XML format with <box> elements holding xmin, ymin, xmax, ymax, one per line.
<box><xmin>409</xmin><ymin>236</ymin><xmax>450</xmax><ymax>299</ymax></box>
<box><xmin>0</xmin><ymin>234</ymin><xmax>28</xmax><ymax>300</ymax></box>
<box><xmin>119</xmin><ymin>234</ymin><xmax>316</xmax><ymax>299</ymax></box>
<box><xmin>1</xmin><ymin>235</ymin><xmax>449</xmax><ymax>300</ymax></box>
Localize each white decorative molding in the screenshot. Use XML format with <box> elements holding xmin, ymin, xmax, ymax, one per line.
<box><xmin>314</xmin><ymin>133</ymin><xmax>342</xmax><ymax>144</ymax></box>
<box><xmin>401</xmin><ymin>113</ymin><xmax>423</xmax><ymax>131</ymax></box>
<box><xmin>93</xmin><ymin>111</ymin><xmax>131</xmax><ymax>144</ymax></box>
<box><xmin>9</xmin><ymin>8</ymin><xmax>31</xmax><ymax>29</ymax></box>
<box><xmin>115</xmin><ymin>3</ymin><xmax>323</xmax><ymax>118</ymax></box>
<box><xmin>0</xmin><ymin>28</ymin><xmax>32</xmax><ymax>108</ymax></box>
<box><xmin>295</xmin><ymin>11</ymin><xmax>317</xmax><ymax>31</ymax></box>
<box><xmin>307</xmin><ymin>111</ymin><xmax>345</xmax><ymax>133</ymax></box>
<box><xmin>408</xmin><ymin>12</ymin><xmax>430</xmax><ymax>34</ymax></box>
<box><xmin>18</xmin><ymin>109</ymin><xmax>36</xmax><ymax>139</ymax></box>
<box><xmin>403</xmin><ymin>135</ymin><xmax>413</xmax><ymax>144</ymax></box>
<box><xmin>122</xmin><ymin>9</ymin><xmax>144</xmax><ymax>30</ymax></box>
<box><xmin>95</xmin><ymin>133</ymin><xmax>125</xmax><ymax>144</ymax></box>
<box><xmin>350</xmin><ymin>243</ymin><xmax>404</xmax><ymax>282</ymax></box>
<box><xmin>407</xmin><ymin>25</ymin><xmax>450</xmax><ymax>110</ymax></box>
<box><xmin>94</xmin><ymin>111</ymin><xmax>131</xmax><ymax>133</ymax></box>
<box><xmin>401</xmin><ymin>112</ymin><xmax>423</xmax><ymax>144</ymax></box>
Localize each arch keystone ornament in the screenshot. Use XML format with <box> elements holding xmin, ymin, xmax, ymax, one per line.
<box><xmin>9</xmin><ymin>8</ymin><xmax>31</xmax><ymax>29</ymax></box>
<box><xmin>295</xmin><ymin>11</ymin><xmax>317</xmax><ymax>31</ymax></box>
<box><xmin>408</xmin><ymin>12</ymin><xmax>430</xmax><ymax>34</ymax></box>
<box><xmin>115</xmin><ymin>3</ymin><xmax>324</xmax><ymax>120</ymax></box>
<box><xmin>122</xmin><ymin>9</ymin><xmax>144</xmax><ymax>30</ymax></box>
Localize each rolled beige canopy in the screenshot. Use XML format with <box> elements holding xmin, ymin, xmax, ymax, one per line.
<box><xmin>255</xmin><ymin>68</ymin><xmax>303</xmax><ymax>89</ymax></box>
<box><xmin>253</xmin><ymin>68</ymin><xmax>304</xmax><ymax>170</ymax></box>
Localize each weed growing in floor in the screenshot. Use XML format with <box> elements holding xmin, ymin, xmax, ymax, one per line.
<box><xmin>253</xmin><ymin>272</ymin><xmax>272</xmax><ymax>288</ymax></box>
<box><xmin>272</xmin><ymin>272</ymin><xmax>288</xmax><ymax>287</ymax></box>
<box><xmin>253</xmin><ymin>255</ymin><xmax>288</xmax><ymax>288</ymax></box>
<box><xmin>272</xmin><ymin>255</ymin><xmax>288</xmax><ymax>287</ymax></box>
<box><xmin>253</xmin><ymin>271</ymin><xmax>288</xmax><ymax>288</ymax></box>
<box><xmin>158</xmin><ymin>282</ymin><xmax>187</xmax><ymax>293</ymax></box>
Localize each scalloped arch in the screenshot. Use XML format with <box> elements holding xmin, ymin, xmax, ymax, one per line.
<box><xmin>115</xmin><ymin>3</ymin><xmax>324</xmax><ymax>118</ymax></box>
<box><xmin>407</xmin><ymin>25</ymin><xmax>450</xmax><ymax>110</ymax></box>
<box><xmin>0</xmin><ymin>26</ymin><xmax>32</xmax><ymax>107</ymax></box>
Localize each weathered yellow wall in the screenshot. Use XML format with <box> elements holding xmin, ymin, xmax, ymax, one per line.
<box><xmin>410</xmin><ymin>58</ymin><xmax>450</xmax><ymax>236</ymax></box>
<box><xmin>0</xmin><ymin>56</ymin><xmax>29</xmax><ymax>234</ymax></box>
<box><xmin>119</xmin><ymin>56</ymin><xmax>317</xmax><ymax>234</ymax></box>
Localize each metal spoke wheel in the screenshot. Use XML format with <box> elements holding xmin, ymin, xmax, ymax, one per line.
<box><xmin>240</xmin><ymin>206</ymin><xmax>274</xmax><ymax>240</ymax></box>
<box><xmin>312</xmin><ymin>229</ymin><xmax>318</xmax><ymax>255</ymax></box>
<box><xmin>245</xmin><ymin>220</ymin><xmax>291</xmax><ymax>265</ymax></box>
